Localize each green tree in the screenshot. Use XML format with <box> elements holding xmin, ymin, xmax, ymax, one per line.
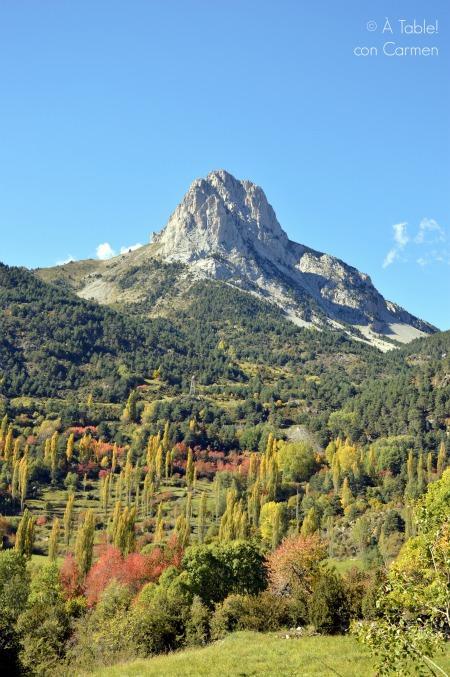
<box><xmin>16</xmin><ymin>562</ymin><xmax>70</xmax><ymax>675</ymax></box>
<box><xmin>75</xmin><ymin>509</ymin><xmax>95</xmax><ymax>578</ymax></box>
<box><xmin>63</xmin><ymin>492</ymin><xmax>75</xmax><ymax>546</ymax></box>
<box><xmin>353</xmin><ymin>468</ymin><xmax>450</xmax><ymax>675</ymax></box>
<box><xmin>48</xmin><ymin>517</ymin><xmax>60</xmax><ymax>561</ymax></box>
<box><xmin>277</xmin><ymin>441</ymin><xmax>317</xmax><ymax>483</ymax></box>
<box><xmin>15</xmin><ymin>509</ymin><xmax>35</xmax><ymax>559</ymax></box>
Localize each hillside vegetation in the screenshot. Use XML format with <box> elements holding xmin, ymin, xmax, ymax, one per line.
<box><xmin>0</xmin><ymin>261</ymin><xmax>449</xmax><ymax>676</ymax></box>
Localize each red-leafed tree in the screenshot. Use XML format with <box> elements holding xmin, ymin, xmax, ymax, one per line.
<box><xmin>266</xmin><ymin>533</ymin><xmax>327</xmax><ymax>598</ymax></box>
<box><xmin>84</xmin><ymin>546</ymin><xmax>151</xmax><ymax>605</ymax></box>
<box><xmin>60</xmin><ymin>552</ymin><xmax>83</xmax><ymax>598</ymax></box>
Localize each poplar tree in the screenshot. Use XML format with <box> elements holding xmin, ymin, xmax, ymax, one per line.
<box><xmin>437</xmin><ymin>441</ymin><xmax>447</xmax><ymax>478</ymax></box>
<box><xmin>75</xmin><ymin>509</ymin><xmax>95</xmax><ymax>578</ymax></box>
<box><xmin>124</xmin><ymin>390</ymin><xmax>138</xmax><ymax>423</ymax></box>
<box><xmin>301</xmin><ymin>506</ymin><xmax>319</xmax><ymax>537</ymax></box>
<box><xmin>154</xmin><ymin>503</ymin><xmax>165</xmax><ymax>543</ymax></box>
<box><xmin>13</xmin><ymin>438</ymin><xmax>21</xmax><ymax>464</ymax></box>
<box><xmin>63</xmin><ymin>493</ymin><xmax>75</xmax><ymax>546</ymax></box>
<box><xmin>15</xmin><ymin>508</ymin><xmax>35</xmax><ymax>558</ymax></box>
<box><xmin>11</xmin><ymin>460</ymin><xmax>20</xmax><ymax>501</ymax></box>
<box><xmin>175</xmin><ymin>514</ymin><xmax>190</xmax><ymax>547</ymax></box>
<box><xmin>115</xmin><ymin>505</ymin><xmax>136</xmax><ymax>554</ymax></box>
<box><xmin>4</xmin><ymin>425</ymin><xmax>14</xmax><ymax>461</ymax></box>
<box><xmin>50</xmin><ymin>432</ymin><xmax>59</xmax><ymax>480</ymax></box>
<box><xmin>100</xmin><ymin>473</ymin><xmax>111</xmax><ymax>517</ymax></box>
<box><xmin>340</xmin><ymin>477</ymin><xmax>353</xmax><ymax>509</ymax></box>
<box><xmin>426</xmin><ymin>451</ymin><xmax>433</xmax><ymax>481</ymax></box>
<box><xmin>18</xmin><ymin>457</ymin><xmax>29</xmax><ymax>510</ymax></box>
<box><xmin>48</xmin><ymin>517</ymin><xmax>60</xmax><ymax>560</ymax></box>
<box><xmin>186</xmin><ymin>448</ymin><xmax>195</xmax><ymax>488</ymax></box>
<box><xmin>111</xmin><ymin>444</ymin><xmax>118</xmax><ymax>474</ymax></box>
<box><xmin>110</xmin><ymin>500</ymin><xmax>122</xmax><ymax>544</ymax></box>
<box><xmin>0</xmin><ymin>414</ymin><xmax>8</xmax><ymax>444</ymax></box>
<box><xmin>197</xmin><ymin>492</ymin><xmax>207</xmax><ymax>544</ymax></box>
<box><xmin>417</xmin><ymin>452</ymin><xmax>425</xmax><ymax>495</ymax></box>
<box><xmin>66</xmin><ymin>433</ymin><xmax>74</xmax><ymax>463</ymax></box>
<box><xmin>162</xmin><ymin>420</ymin><xmax>170</xmax><ymax>450</ymax></box>
<box><xmin>155</xmin><ymin>445</ymin><xmax>164</xmax><ymax>480</ymax></box>
<box><xmin>332</xmin><ymin>454</ymin><xmax>341</xmax><ymax>493</ymax></box>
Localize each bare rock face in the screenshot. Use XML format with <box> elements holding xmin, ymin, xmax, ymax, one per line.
<box><xmin>153</xmin><ymin>170</ymin><xmax>290</xmax><ymax>267</ymax></box>
<box><xmin>151</xmin><ymin>170</ymin><xmax>435</xmax><ymax>345</ymax></box>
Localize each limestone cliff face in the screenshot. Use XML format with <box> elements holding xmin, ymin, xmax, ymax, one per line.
<box><xmin>150</xmin><ymin>170</ymin><xmax>434</xmax><ymax>343</ymax></box>
<box><xmin>39</xmin><ymin>169</ymin><xmax>436</xmax><ymax>349</ymax></box>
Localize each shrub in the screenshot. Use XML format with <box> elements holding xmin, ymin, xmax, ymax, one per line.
<box><xmin>211</xmin><ymin>592</ymin><xmax>292</xmax><ymax>639</ymax></box>
<box><xmin>308</xmin><ymin>571</ymin><xmax>349</xmax><ymax>634</ymax></box>
<box><xmin>185</xmin><ymin>595</ymin><xmax>210</xmax><ymax>646</ymax></box>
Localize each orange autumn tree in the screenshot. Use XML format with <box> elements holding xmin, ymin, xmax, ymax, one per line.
<box><xmin>267</xmin><ymin>533</ymin><xmax>327</xmax><ymax>599</ymax></box>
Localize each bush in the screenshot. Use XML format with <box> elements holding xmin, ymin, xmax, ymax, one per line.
<box><xmin>211</xmin><ymin>592</ymin><xmax>292</xmax><ymax>639</ymax></box>
<box><xmin>183</xmin><ymin>541</ymin><xmax>267</xmax><ymax>607</ymax></box>
<box><xmin>185</xmin><ymin>596</ymin><xmax>210</xmax><ymax>646</ymax></box>
<box><xmin>308</xmin><ymin>571</ymin><xmax>349</xmax><ymax>634</ymax></box>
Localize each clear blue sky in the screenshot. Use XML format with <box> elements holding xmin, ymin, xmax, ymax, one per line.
<box><xmin>0</xmin><ymin>1</ymin><xmax>449</xmax><ymax>329</ymax></box>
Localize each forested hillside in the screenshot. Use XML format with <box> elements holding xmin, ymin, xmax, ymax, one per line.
<box><xmin>0</xmin><ymin>261</ymin><xmax>448</xmax><ymax>675</ymax></box>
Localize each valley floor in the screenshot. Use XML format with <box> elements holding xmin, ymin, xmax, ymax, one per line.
<box><xmin>86</xmin><ymin>631</ymin><xmax>450</xmax><ymax>677</ymax></box>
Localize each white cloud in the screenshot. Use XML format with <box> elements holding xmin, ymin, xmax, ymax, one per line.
<box><xmin>120</xmin><ymin>243</ymin><xmax>143</xmax><ymax>254</ymax></box>
<box><xmin>383</xmin><ymin>248</ymin><xmax>397</xmax><ymax>268</ymax></box>
<box><xmin>414</xmin><ymin>218</ymin><xmax>445</xmax><ymax>244</ymax></box>
<box><xmin>393</xmin><ymin>222</ymin><xmax>409</xmax><ymax>247</ymax></box>
<box><xmin>383</xmin><ymin>222</ymin><xmax>408</xmax><ymax>268</ymax></box>
<box><xmin>56</xmin><ymin>255</ymin><xmax>75</xmax><ymax>266</ymax></box>
<box><xmin>96</xmin><ymin>242</ymin><xmax>116</xmax><ymax>260</ymax></box>
<box><xmin>383</xmin><ymin>218</ymin><xmax>448</xmax><ymax>269</ymax></box>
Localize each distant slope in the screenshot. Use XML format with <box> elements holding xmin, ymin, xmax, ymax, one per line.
<box><xmin>329</xmin><ymin>329</ymin><xmax>450</xmax><ymax>442</ymax></box>
<box><xmin>0</xmin><ymin>263</ymin><xmax>189</xmax><ymax>400</ymax></box>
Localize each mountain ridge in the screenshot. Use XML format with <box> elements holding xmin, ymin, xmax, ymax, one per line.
<box><xmin>37</xmin><ymin>169</ymin><xmax>436</xmax><ymax>350</ymax></box>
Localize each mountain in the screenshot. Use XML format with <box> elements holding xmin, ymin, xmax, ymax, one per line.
<box><xmin>37</xmin><ymin>170</ymin><xmax>436</xmax><ymax>350</ymax></box>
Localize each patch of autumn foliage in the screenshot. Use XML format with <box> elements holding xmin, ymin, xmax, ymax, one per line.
<box><xmin>61</xmin><ymin>534</ymin><xmax>184</xmax><ymax>606</ymax></box>
<box><xmin>266</xmin><ymin>533</ymin><xmax>327</xmax><ymax>597</ymax></box>
<box><xmin>171</xmin><ymin>444</ymin><xmax>250</xmax><ymax>480</ymax></box>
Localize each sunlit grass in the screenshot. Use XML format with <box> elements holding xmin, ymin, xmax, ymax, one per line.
<box><xmin>87</xmin><ymin>631</ymin><xmax>373</xmax><ymax>676</ymax></box>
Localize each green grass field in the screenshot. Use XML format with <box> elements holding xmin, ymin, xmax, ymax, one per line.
<box><xmin>86</xmin><ymin>631</ymin><xmax>450</xmax><ymax>677</ymax></box>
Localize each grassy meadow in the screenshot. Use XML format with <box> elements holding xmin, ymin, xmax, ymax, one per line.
<box><xmin>87</xmin><ymin>631</ymin><xmax>450</xmax><ymax>677</ymax></box>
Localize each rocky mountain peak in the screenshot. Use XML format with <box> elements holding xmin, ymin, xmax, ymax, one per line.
<box><xmin>42</xmin><ymin>170</ymin><xmax>436</xmax><ymax>350</ymax></box>
<box><xmin>152</xmin><ymin>169</ymin><xmax>289</xmax><ymax>264</ymax></box>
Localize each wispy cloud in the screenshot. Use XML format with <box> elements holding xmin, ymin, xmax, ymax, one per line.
<box><xmin>120</xmin><ymin>243</ymin><xmax>143</xmax><ymax>254</ymax></box>
<box><xmin>383</xmin><ymin>218</ymin><xmax>448</xmax><ymax>268</ymax></box>
<box><xmin>96</xmin><ymin>242</ymin><xmax>143</xmax><ymax>260</ymax></box>
<box><xmin>414</xmin><ymin>218</ymin><xmax>445</xmax><ymax>244</ymax></box>
<box><xmin>382</xmin><ymin>222</ymin><xmax>408</xmax><ymax>268</ymax></box>
<box><xmin>96</xmin><ymin>242</ymin><xmax>116</xmax><ymax>260</ymax></box>
<box><xmin>56</xmin><ymin>255</ymin><xmax>75</xmax><ymax>266</ymax></box>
